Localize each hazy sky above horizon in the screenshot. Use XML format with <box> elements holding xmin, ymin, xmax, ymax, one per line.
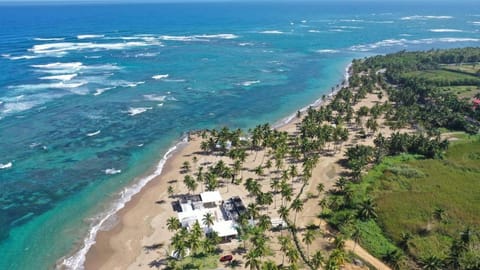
<box><xmin>0</xmin><ymin>0</ymin><xmax>471</xmax><ymax>2</ymax></box>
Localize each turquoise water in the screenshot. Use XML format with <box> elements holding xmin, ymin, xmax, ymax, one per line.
<box><xmin>0</xmin><ymin>1</ymin><xmax>479</xmax><ymax>269</ymax></box>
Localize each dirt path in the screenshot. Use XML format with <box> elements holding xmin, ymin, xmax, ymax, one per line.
<box><xmin>345</xmin><ymin>240</ymin><xmax>392</xmax><ymax>270</ymax></box>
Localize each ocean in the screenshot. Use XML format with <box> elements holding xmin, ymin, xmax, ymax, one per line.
<box><xmin>0</xmin><ymin>1</ymin><xmax>478</xmax><ymax>269</ymax></box>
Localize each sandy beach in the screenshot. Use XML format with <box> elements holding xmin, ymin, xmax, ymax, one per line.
<box><xmin>82</xmin><ymin>64</ymin><xmax>400</xmax><ymax>270</ymax></box>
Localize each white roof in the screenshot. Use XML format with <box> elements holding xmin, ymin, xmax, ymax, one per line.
<box><xmin>200</xmin><ymin>191</ymin><xmax>222</xmax><ymax>203</ymax></box>
<box><xmin>211</xmin><ymin>220</ymin><xmax>238</xmax><ymax>237</ymax></box>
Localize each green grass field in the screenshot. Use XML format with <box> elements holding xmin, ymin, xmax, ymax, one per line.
<box><xmin>441</xmin><ymin>63</ymin><xmax>480</xmax><ymax>76</ymax></box>
<box><xmin>401</xmin><ymin>70</ymin><xmax>480</xmax><ymax>87</ymax></box>
<box><xmin>438</xmin><ymin>85</ymin><xmax>479</xmax><ymax>99</ymax></box>
<box><xmin>374</xmin><ymin>136</ymin><xmax>480</xmax><ymax>259</ymax></box>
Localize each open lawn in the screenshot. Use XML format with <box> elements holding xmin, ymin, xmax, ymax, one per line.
<box><xmin>438</xmin><ymin>85</ymin><xmax>479</xmax><ymax>99</ymax></box>
<box><xmin>441</xmin><ymin>63</ymin><xmax>480</xmax><ymax>76</ymax></box>
<box><xmin>401</xmin><ymin>70</ymin><xmax>480</xmax><ymax>87</ymax></box>
<box><xmin>374</xmin><ymin>136</ymin><xmax>480</xmax><ymax>259</ymax></box>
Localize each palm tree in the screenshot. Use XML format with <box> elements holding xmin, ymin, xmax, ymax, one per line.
<box><xmin>383</xmin><ymin>249</ymin><xmax>403</xmax><ymax>270</ymax></box>
<box><xmin>270</xmin><ymin>178</ymin><xmax>281</xmax><ymax>208</ymax></box>
<box><xmin>326</xmin><ymin>248</ymin><xmax>345</xmax><ymax>270</ymax></box>
<box><xmin>183</xmin><ymin>175</ymin><xmax>197</xmax><ymax>194</ymax></box>
<box><xmin>247</xmin><ymin>203</ymin><xmax>260</xmax><ymax>222</ymax></box>
<box><xmin>302</xmin><ymin>229</ymin><xmax>315</xmax><ymax>256</ymax></box>
<box><xmin>286</xmin><ymin>246</ymin><xmax>300</xmax><ymax>265</ymax></box>
<box><xmin>278</xmin><ymin>206</ymin><xmax>289</xmax><ymax>224</ymax></box>
<box><xmin>244</xmin><ymin>249</ymin><xmax>261</xmax><ymax>270</ymax></box>
<box><xmin>167</xmin><ymin>185</ymin><xmax>174</xmax><ymax>198</ymax></box>
<box><xmin>358</xmin><ymin>198</ymin><xmax>377</xmax><ymax>220</ymax></box>
<box><xmin>432</xmin><ymin>207</ymin><xmax>446</xmax><ymax>222</ymax></box>
<box><xmin>261</xmin><ymin>260</ymin><xmax>278</xmax><ymax>270</ymax></box>
<box><xmin>420</xmin><ymin>255</ymin><xmax>444</xmax><ymax>270</ymax></box>
<box><xmin>202</xmin><ymin>213</ymin><xmax>215</xmax><ymax>232</ymax></box>
<box><xmin>351</xmin><ymin>227</ymin><xmax>361</xmax><ymax>252</ymax></box>
<box><xmin>182</xmin><ymin>161</ymin><xmax>191</xmax><ymax>173</ymax></box>
<box><xmin>290</xmin><ymin>198</ymin><xmax>304</xmax><ymax>226</ymax></box>
<box><xmin>311</xmin><ymin>251</ymin><xmax>324</xmax><ymax>269</ymax></box>
<box><xmin>166</xmin><ymin>217</ymin><xmax>181</xmax><ymax>232</ymax></box>
<box><xmin>399</xmin><ymin>231</ymin><xmax>411</xmax><ymax>251</ymax></box>
<box><xmin>316</xmin><ymin>183</ymin><xmax>324</xmax><ymax>196</ymax></box>
<box><xmin>229</xmin><ymin>259</ymin><xmax>242</xmax><ymax>269</ymax></box>
<box><xmin>278</xmin><ymin>236</ymin><xmax>291</xmax><ymax>265</ymax></box>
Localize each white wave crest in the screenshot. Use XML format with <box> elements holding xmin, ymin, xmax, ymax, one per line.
<box><xmin>104</xmin><ymin>168</ymin><xmax>121</xmax><ymax>175</ymax></box>
<box><xmin>29</xmin><ymin>41</ymin><xmax>162</xmax><ymax>56</ymax></box>
<box><xmin>93</xmin><ymin>87</ymin><xmax>115</xmax><ymax>96</ymax></box>
<box><xmin>340</xmin><ymin>19</ymin><xmax>364</xmax><ymax>22</ymax></box>
<box><xmin>430</xmin><ymin>29</ymin><xmax>464</xmax><ymax>33</ymax></box>
<box><xmin>152</xmin><ymin>74</ymin><xmax>169</xmax><ymax>80</ymax></box>
<box><xmin>127</xmin><ymin>107</ymin><xmax>152</xmax><ymax>116</ymax></box>
<box><xmin>60</xmin><ymin>138</ymin><xmax>186</xmax><ymax>270</ymax></box>
<box><xmin>32</xmin><ymin>62</ymin><xmax>84</xmax><ymax>70</ymax></box>
<box><xmin>350</xmin><ymin>37</ymin><xmax>480</xmax><ymax>52</ymax></box>
<box><xmin>34</xmin><ymin>37</ymin><xmax>65</xmax><ymax>41</ymax></box>
<box><xmin>259</xmin><ymin>30</ymin><xmax>284</xmax><ymax>34</ymax></box>
<box><xmin>239</xmin><ymin>80</ymin><xmax>260</xmax><ymax>87</ymax></box>
<box><xmin>401</xmin><ymin>15</ymin><xmax>453</xmax><ymax>20</ymax></box>
<box><xmin>9</xmin><ymin>81</ymin><xmax>87</xmax><ymax>91</ymax></box>
<box><xmin>308</xmin><ymin>30</ymin><xmax>322</xmax><ymax>33</ymax></box>
<box><xmin>40</xmin><ymin>74</ymin><xmax>78</xmax><ymax>81</ymax></box>
<box><xmin>471</xmin><ymin>21</ymin><xmax>480</xmax><ymax>25</ymax></box>
<box><xmin>0</xmin><ymin>162</ymin><xmax>12</xmax><ymax>169</ymax></box>
<box><xmin>238</xmin><ymin>42</ymin><xmax>254</xmax><ymax>46</ymax></box>
<box><xmin>77</xmin><ymin>34</ymin><xmax>105</xmax><ymax>39</ymax></box>
<box><xmin>316</xmin><ymin>49</ymin><xmax>340</xmax><ymax>54</ymax></box>
<box><xmin>2</xmin><ymin>54</ymin><xmax>42</xmax><ymax>60</ymax></box>
<box><xmin>159</xmin><ymin>33</ymin><xmax>238</xmax><ymax>42</ymax></box>
<box><xmin>87</xmin><ymin>130</ymin><xmax>101</xmax><ymax>137</ymax></box>
<box><xmin>144</xmin><ymin>94</ymin><xmax>166</xmax><ymax>102</ymax></box>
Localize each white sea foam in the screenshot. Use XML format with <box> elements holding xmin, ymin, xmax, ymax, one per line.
<box><xmin>238</xmin><ymin>42</ymin><xmax>254</xmax><ymax>46</ymax></box>
<box><xmin>127</xmin><ymin>107</ymin><xmax>152</xmax><ymax>116</ymax></box>
<box><xmin>401</xmin><ymin>15</ymin><xmax>453</xmax><ymax>20</ymax></box>
<box><xmin>1</xmin><ymin>101</ymin><xmax>38</xmax><ymax>115</ymax></box>
<box><xmin>123</xmin><ymin>81</ymin><xmax>145</xmax><ymax>88</ymax></box>
<box><xmin>34</xmin><ymin>37</ymin><xmax>65</xmax><ymax>41</ymax></box>
<box><xmin>144</xmin><ymin>94</ymin><xmax>166</xmax><ymax>102</ymax></box>
<box><xmin>472</xmin><ymin>21</ymin><xmax>480</xmax><ymax>25</ymax></box>
<box><xmin>308</xmin><ymin>30</ymin><xmax>321</xmax><ymax>33</ymax></box>
<box><xmin>104</xmin><ymin>168</ymin><xmax>121</xmax><ymax>175</ymax></box>
<box><xmin>194</xmin><ymin>34</ymin><xmax>238</xmax><ymax>39</ymax></box>
<box><xmin>259</xmin><ymin>30</ymin><xmax>284</xmax><ymax>34</ymax></box>
<box><xmin>77</xmin><ymin>34</ymin><xmax>105</xmax><ymax>39</ymax></box>
<box><xmin>152</xmin><ymin>74</ymin><xmax>169</xmax><ymax>80</ymax></box>
<box><xmin>340</xmin><ymin>19</ymin><xmax>364</xmax><ymax>22</ymax></box>
<box><xmin>60</xmin><ymin>138</ymin><xmax>187</xmax><ymax>270</ymax></box>
<box><xmin>93</xmin><ymin>87</ymin><xmax>115</xmax><ymax>96</ymax></box>
<box><xmin>40</xmin><ymin>74</ymin><xmax>78</xmax><ymax>81</ymax></box>
<box><xmin>316</xmin><ymin>49</ymin><xmax>340</xmax><ymax>54</ymax></box>
<box><xmin>134</xmin><ymin>52</ymin><xmax>158</xmax><ymax>57</ymax></box>
<box><xmin>350</xmin><ymin>37</ymin><xmax>480</xmax><ymax>52</ymax></box>
<box><xmin>430</xmin><ymin>29</ymin><xmax>464</xmax><ymax>33</ymax></box>
<box><xmin>399</xmin><ymin>34</ymin><xmax>412</xmax><ymax>37</ymax></box>
<box><xmin>9</xmin><ymin>81</ymin><xmax>87</xmax><ymax>91</ymax></box>
<box><xmin>2</xmin><ymin>54</ymin><xmax>42</xmax><ymax>60</ymax></box>
<box><xmin>0</xmin><ymin>162</ymin><xmax>12</xmax><ymax>169</ymax></box>
<box><xmin>159</xmin><ymin>33</ymin><xmax>238</xmax><ymax>42</ymax></box>
<box><xmin>32</xmin><ymin>62</ymin><xmax>84</xmax><ymax>70</ymax></box>
<box><xmin>239</xmin><ymin>80</ymin><xmax>260</xmax><ymax>87</ymax></box>
<box><xmin>86</xmin><ymin>130</ymin><xmax>101</xmax><ymax>137</ymax></box>
<box><xmin>29</xmin><ymin>41</ymin><xmax>161</xmax><ymax>56</ymax></box>
<box><xmin>84</xmin><ymin>55</ymin><xmax>102</xmax><ymax>59</ymax></box>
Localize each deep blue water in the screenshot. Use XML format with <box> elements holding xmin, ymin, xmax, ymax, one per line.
<box><xmin>0</xmin><ymin>1</ymin><xmax>479</xmax><ymax>269</ymax></box>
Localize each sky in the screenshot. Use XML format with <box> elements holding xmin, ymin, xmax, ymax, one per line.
<box><xmin>0</xmin><ymin>0</ymin><xmax>465</xmax><ymax>2</ymax></box>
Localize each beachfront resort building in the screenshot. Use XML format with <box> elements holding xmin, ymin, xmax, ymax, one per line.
<box><xmin>174</xmin><ymin>191</ymin><xmax>246</xmax><ymax>241</ymax></box>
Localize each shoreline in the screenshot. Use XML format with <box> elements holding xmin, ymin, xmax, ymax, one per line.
<box><xmin>60</xmin><ymin>62</ymin><xmax>353</xmax><ymax>270</ymax></box>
